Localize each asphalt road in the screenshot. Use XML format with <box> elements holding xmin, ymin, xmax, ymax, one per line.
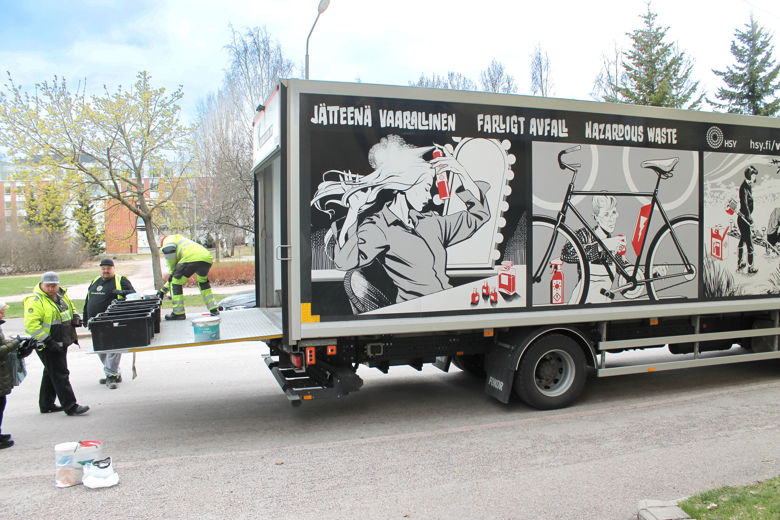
<box><xmin>0</xmin><ymin>337</ymin><xmax>777</xmax><ymax>519</ymax></box>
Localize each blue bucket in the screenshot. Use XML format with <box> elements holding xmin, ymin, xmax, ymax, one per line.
<box><xmin>192</xmin><ymin>316</ymin><xmax>220</xmax><ymax>341</ymax></box>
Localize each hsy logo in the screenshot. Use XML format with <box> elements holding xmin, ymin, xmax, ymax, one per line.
<box><xmin>706</xmin><ymin>126</ymin><xmax>737</xmax><ymax>149</ymax></box>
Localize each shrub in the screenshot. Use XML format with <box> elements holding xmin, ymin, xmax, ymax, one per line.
<box><xmin>183</xmin><ymin>261</ymin><xmax>254</xmax><ymax>287</ymax></box>
<box><xmin>0</xmin><ymin>229</ymin><xmax>88</xmax><ymax>274</ymax></box>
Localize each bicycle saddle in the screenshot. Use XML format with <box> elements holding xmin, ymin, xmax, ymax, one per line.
<box><xmin>641</xmin><ymin>158</ymin><xmax>679</xmax><ymax>178</ymax></box>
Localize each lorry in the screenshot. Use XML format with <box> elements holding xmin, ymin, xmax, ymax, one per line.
<box><xmin>132</xmin><ymin>79</ymin><xmax>780</xmax><ymax>409</ymax></box>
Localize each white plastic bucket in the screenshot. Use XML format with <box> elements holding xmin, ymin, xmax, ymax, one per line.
<box><xmin>54</xmin><ymin>440</ymin><xmax>103</xmax><ymax>487</ymax></box>
<box><xmin>192</xmin><ymin>316</ymin><xmax>220</xmax><ymax>341</ymax></box>
<box><xmin>142</xmin><ymin>289</ymin><xmax>159</xmax><ymax>299</ymax></box>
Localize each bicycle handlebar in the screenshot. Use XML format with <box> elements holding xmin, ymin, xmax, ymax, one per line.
<box><xmin>558</xmin><ymin>145</ymin><xmax>582</xmax><ymax>172</ymax></box>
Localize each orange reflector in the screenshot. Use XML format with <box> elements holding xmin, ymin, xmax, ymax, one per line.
<box><xmin>649</xmin><ymin>318</ymin><xmax>659</xmax><ymax>325</ymax></box>
<box><xmin>702</xmin><ymin>323</ymin><xmax>707</xmax><ymax>329</ymax></box>
<box><xmin>290</xmin><ymin>353</ymin><xmax>302</xmax><ymax>368</ymax></box>
<box><xmin>483</xmin><ymin>329</ymin><xmax>494</xmax><ymax>337</ymax></box>
<box><xmin>456</xmin><ymin>351</ymin><xmax>464</xmax><ymax>356</ymax></box>
<box><xmin>303</xmin><ymin>395</ymin><xmax>313</xmax><ymax>400</ymax></box>
<box><xmin>327</xmin><ymin>345</ymin><xmax>337</xmax><ymax>355</ymax></box>
<box><xmin>648</xmin><ymin>367</ymin><xmax>656</xmax><ymax>372</ymax></box>
<box><xmin>305</xmin><ymin>346</ymin><xmax>316</xmax><ymax>365</ymax></box>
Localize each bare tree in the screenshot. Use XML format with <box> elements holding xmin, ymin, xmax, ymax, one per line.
<box><xmin>193</xmin><ymin>26</ymin><xmax>294</xmax><ymax>252</ymax></box>
<box><xmin>592</xmin><ymin>43</ymin><xmax>624</xmax><ymax>102</ymax></box>
<box><xmin>530</xmin><ymin>44</ymin><xmax>553</xmax><ymax>96</ymax></box>
<box><xmin>411</xmin><ymin>72</ymin><xmax>477</xmax><ymax>91</ymax></box>
<box><xmin>480</xmin><ymin>60</ymin><xmax>517</xmax><ymax>94</ymax></box>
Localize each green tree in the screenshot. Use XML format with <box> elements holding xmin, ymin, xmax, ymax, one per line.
<box><xmin>73</xmin><ymin>188</ymin><xmax>104</xmax><ymax>256</ymax></box>
<box><xmin>711</xmin><ymin>15</ymin><xmax>780</xmax><ymax>116</ymax></box>
<box><xmin>598</xmin><ymin>3</ymin><xmax>703</xmax><ymax>108</ymax></box>
<box><xmin>23</xmin><ymin>182</ymin><xmax>67</xmax><ymax>232</ymax></box>
<box><xmin>0</xmin><ymin>71</ymin><xmax>191</xmax><ymax>288</ymax></box>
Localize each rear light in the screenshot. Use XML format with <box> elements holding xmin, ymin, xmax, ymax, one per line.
<box><xmin>290</xmin><ymin>353</ymin><xmax>302</xmax><ymax>368</ymax></box>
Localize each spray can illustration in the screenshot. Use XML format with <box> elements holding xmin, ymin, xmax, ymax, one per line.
<box><xmin>490</xmin><ymin>286</ymin><xmax>498</xmax><ymax>304</ymax></box>
<box><xmin>482</xmin><ymin>280</ymin><xmax>490</xmax><ymax>298</ymax></box>
<box><xmin>471</xmin><ymin>288</ymin><xmax>480</xmax><ymax>305</ymax></box>
<box><xmin>550</xmin><ymin>258</ymin><xmax>564</xmax><ymax>305</ymax></box>
<box><xmin>432</xmin><ymin>149</ymin><xmax>450</xmax><ymax>200</ymax></box>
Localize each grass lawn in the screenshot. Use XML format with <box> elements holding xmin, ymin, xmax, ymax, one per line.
<box><xmin>1</xmin><ymin>268</ymin><xmax>96</xmax><ymax>297</ymax></box>
<box><xmin>679</xmin><ymin>476</ymin><xmax>780</xmax><ymax>519</ymax></box>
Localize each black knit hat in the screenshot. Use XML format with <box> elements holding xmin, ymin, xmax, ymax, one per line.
<box><xmin>100</xmin><ymin>258</ymin><xmax>115</xmax><ymax>267</ymax></box>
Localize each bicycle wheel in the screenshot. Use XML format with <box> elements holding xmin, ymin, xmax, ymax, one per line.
<box><xmin>645</xmin><ymin>216</ymin><xmax>699</xmax><ymax>300</ymax></box>
<box><xmin>532</xmin><ymin>216</ymin><xmax>590</xmax><ymax>305</ymax></box>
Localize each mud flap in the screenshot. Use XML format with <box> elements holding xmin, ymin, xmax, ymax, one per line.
<box><xmin>483</xmin><ymin>342</ymin><xmax>517</xmax><ymax>403</ymax></box>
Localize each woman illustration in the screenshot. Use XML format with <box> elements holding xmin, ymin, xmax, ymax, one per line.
<box><xmin>312</xmin><ymin>135</ymin><xmax>490</xmax><ymax>307</ymax></box>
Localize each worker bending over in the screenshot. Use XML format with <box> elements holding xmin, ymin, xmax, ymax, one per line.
<box><xmin>158</xmin><ymin>234</ymin><xmax>219</xmax><ymax>320</ymax></box>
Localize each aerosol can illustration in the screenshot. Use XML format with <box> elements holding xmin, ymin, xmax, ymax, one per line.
<box><xmin>432</xmin><ymin>149</ymin><xmax>451</xmax><ymax>200</ymax></box>
<box><xmin>550</xmin><ymin>258</ymin><xmax>564</xmax><ymax>305</ymax></box>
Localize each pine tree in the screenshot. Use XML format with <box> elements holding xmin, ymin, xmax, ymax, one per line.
<box><xmin>73</xmin><ymin>188</ymin><xmax>104</xmax><ymax>256</ymax></box>
<box><xmin>618</xmin><ymin>3</ymin><xmax>703</xmax><ymax>109</ymax></box>
<box><xmin>23</xmin><ymin>182</ymin><xmax>67</xmax><ymax>232</ymax></box>
<box><xmin>712</xmin><ymin>15</ymin><xmax>780</xmax><ymax>116</ymax></box>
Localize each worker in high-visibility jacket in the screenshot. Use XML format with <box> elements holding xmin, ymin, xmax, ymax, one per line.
<box><xmin>158</xmin><ymin>234</ymin><xmax>219</xmax><ymax>320</ymax></box>
<box><xmin>24</xmin><ymin>271</ymin><xmax>89</xmax><ymax>416</ymax></box>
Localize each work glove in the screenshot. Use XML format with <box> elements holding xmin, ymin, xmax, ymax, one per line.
<box><xmin>71</xmin><ymin>314</ymin><xmax>83</xmax><ymax>327</ymax></box>
<box><xmin>156</xmin><ymin>290</ymin><xmax>166</xmax><ymax>300</ymax></box>
<box><xmin>17</xmin><ymin>337</ymin><xmax>36</xmax><ymax>358</ymax></box>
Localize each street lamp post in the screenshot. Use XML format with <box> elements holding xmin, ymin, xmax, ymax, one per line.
<box><xmin>305</xmin><ymin>0</ymin><xmax>330</xmax><ymax>80</ymax></box>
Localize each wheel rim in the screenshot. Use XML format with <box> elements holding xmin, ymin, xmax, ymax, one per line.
<box><xmin>533</xmin><ymin>349</ymin><xmax>576</xmax><ymax>397</ymax></box>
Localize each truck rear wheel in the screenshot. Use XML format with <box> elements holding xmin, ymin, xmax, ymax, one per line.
<box><xmin>514</xmin><ymin>333</ymin><xmax>586</xmax><ymax>409</ymax></box>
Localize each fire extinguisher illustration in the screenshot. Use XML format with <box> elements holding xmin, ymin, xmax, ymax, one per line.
<box><xmin>550</xmin><ymin>258</ymin><xmax>564</xmax><ymax>305</ymax></box>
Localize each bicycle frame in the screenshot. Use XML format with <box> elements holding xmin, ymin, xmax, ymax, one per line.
<box><xmin>533</xmin><ymin>157</ymin><xmax>696</xmax><ymax>294</ymax></box>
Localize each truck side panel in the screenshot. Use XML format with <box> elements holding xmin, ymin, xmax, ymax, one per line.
<box><xmin>280</xmin><ymin>80</ymin><xmax>780</xmax><ymax>343</ymax></box>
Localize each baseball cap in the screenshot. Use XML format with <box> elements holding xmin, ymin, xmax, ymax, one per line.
<box><xmin>41</xmin><ymin>271</ymin><xmax>60</xmax><ymax>284</ymax></box>
<box><xmin>100</xmin><ymin>258</ymin><xmax>115</xmax><ymax>267</ymax></box>
<box><xmin>0</xmin><ymin>300</ymin><xmax>8</xmax><ymax>311</ymax></box>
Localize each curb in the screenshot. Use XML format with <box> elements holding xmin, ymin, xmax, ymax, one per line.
<box><xmin>637</xmin><ymin>500</ymin><xmax>693</xmax><ymax>520</ymax></box>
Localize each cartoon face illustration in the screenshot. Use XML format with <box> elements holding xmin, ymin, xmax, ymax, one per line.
<box><xmin>593</xmin><ymin>195</ymin><xmax>619</xmax><ymax>234</ymax></box>
<box><xmin>405</xmin><ymin>171</ymin><xmax>434</xmax><ymax>211</ymax></box>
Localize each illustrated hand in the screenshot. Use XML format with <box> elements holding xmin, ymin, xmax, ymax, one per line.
<box><xmin>602</xmin><ymin>236</ymin><xmax>624</xmax><ymax>254</ymax></box>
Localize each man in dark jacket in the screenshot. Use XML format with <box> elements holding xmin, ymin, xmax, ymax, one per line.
<box><xmin>0</xmin><ymin>300</ymin><xmax>20</xmax><ymax>448</ymax></box>
<box><xmin>83</xmin><ymin>258</ymin><xmax>135</xmax><ymax>389</ymax></box>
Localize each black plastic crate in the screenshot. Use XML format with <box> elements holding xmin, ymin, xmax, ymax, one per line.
<box><xmin>90</xmin><ymin>312</ymin><xmax>154</xmax><ymax>350</ymax></box>
<box><xmin>107</xmin><ymin>301</ymin><xmax>161</xmax><ymax>333</ymax></box>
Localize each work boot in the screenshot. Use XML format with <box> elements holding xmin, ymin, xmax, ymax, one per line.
<box><xmin>165</xmin><ymin>312</ymin><xmax>186</xmax><ymax>321</ymax></box>
<box><xmin>40</xmin><ymin>405</ymin><xmax>64</xmax><ymax>414</ymax></box>
<box><xmin>0</xmin><ymin>438</ymin><xmax>13</xmax><ymax>449</ymax></box>
<box><xmin>748</xmin><ymin>265</ymin><xmax>758</xmax><ymax>274</ymax></box>
<box><xmin>66</xmin><ymin>404</ymin><xmax>90</xmax><ymax>416</ymax></box>
<box><xmin>99</xmin><ymin>375</ymin><xmax>122</xmax><ymax>385</ymax></box>
<box><xmin>106</xmin><ymin>375</ymin><xmax>120</xmax><ymax>389</ymax></box>
<box><xmin>209</xmin><ymin>308</ymin><xmax>220</xmax><ymax>316</ymax></box>
<box><xmin>0</xmin><ymin>433</ymin><xmax>11</xmax><ymax>442</ymax></box>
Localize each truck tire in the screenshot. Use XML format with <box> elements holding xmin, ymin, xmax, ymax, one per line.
<box><xmin>452</xmin><ymin>354</ymin><xmax>486</xmax><ymax>378</ymax></box>
<box><xmin>513</xmin><ymin>333</ymin><xmax>586</xmax><ymax>409</ymax></box>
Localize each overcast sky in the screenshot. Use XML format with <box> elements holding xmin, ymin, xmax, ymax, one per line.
<box><xmin>1</xmin><ymin>0</ymin><xmax>780</xmax><ymax>125</ymax></box>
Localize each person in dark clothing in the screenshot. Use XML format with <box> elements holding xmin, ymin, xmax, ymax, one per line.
<box><xmin>737</xmin><ymin>166</ymin><xmax>758</xmax><ymax>274</ymax></box>
<box><xmin>24</xmin><ymin>271</ymin><xmax>89</xmax><ymax>416</ymax></box>
<box><xmin>83</xmin><ymin>258</ymin><xmax>135</xmax><ymax>389</ymax></box>
<box><xmin>0</xmin><ymin>300</ymin><xmax>21</xmax><ymax>449</ymax></box>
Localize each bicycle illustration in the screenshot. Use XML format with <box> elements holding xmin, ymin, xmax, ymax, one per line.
<box><xmin>532</xmin><ymin>145</ymin><xmax>699</xmax><ymax>305</ymax></box>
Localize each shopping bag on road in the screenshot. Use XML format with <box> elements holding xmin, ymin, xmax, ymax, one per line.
<box><xmin>9</xmin><ymin>350</ymin><xmax>26</xmax><ymax>386</ymax></box>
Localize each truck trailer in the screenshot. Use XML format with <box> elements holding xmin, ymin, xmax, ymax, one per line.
<box><xmin>130</xmin><ymin>79</ymin><xmax>780</xmax><ymax>409</ymax></box>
